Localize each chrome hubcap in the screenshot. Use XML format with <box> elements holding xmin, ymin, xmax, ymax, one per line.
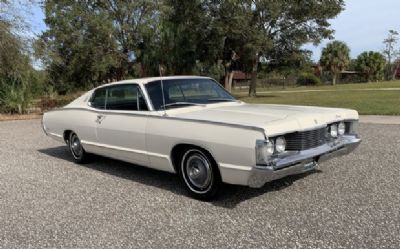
<box><xmin>185</xmin><ymin>154</ymin><xmax>212</xmax><ymax>189</ymax></box>
<box><xmin>70</xmin><ymin>135</ymin><xmax>83</xmax><ymax>158</ymax></box>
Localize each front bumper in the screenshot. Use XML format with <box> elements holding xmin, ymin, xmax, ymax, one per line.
<box><xmin>248</xmin><ymin>135</ymin><xmax>361</xmax><ymax>188</ymax></box>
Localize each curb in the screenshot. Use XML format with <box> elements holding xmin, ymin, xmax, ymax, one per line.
<box><xmin>359</xmin><ymin>115</ymin><xmax>400</xmax><ymax>125</ymax></box>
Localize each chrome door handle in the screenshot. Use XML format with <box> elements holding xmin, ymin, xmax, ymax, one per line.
<box><xmin>96</xmin><ymin>114</ymin><xmax>105</xmax><ymax>124</ymax></box>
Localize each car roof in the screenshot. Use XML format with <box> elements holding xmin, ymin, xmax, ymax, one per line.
<box><xmin>99</xmin><ymin>75</ymin><xmax>212</xmax><ymax>88</ymax></box>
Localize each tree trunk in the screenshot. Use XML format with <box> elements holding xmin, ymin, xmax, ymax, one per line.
<box><xmin>392</xmin><ymin>62</ymin><xmax>399</xmax><ymax>80</ymax></box>
<box><xmin>224</xmin><ymin>63</ymin><xmax>233</xmax><ymax>92</ymax></box>
<box><xmin>224</xmin><ymin>71</ymin><xmax>234</xmax><ymax>92</ymax></box>
<box><xmin>248</xmin><ymin>52</ymin><xmax>259</xmax><ymax>97</ymax></box>
<box><xmin>332</xmin><ymin>73</ymin><xmax>337</xmax><ymax>85</ymax></box>
<box><xmin>228</xmin><ymin>71</ymin><xmax>234</xmax><ymax>91</ymax></box>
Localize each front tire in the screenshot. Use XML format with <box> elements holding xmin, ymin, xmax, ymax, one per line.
<box><xmin>68</xmin><ymin>132</ymin><xmax>88</xmax><ymax>164</ymax></box>
<box><xmin>179</xmin><ymin>148</ymin><xmax>221</xmax><ymax>200</ymax></box>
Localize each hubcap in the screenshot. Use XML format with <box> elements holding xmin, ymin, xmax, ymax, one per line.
<box><xmin>70</xmin><ymin>135</ymin><xmax>83</xmax><ymax>158</ymax></box>
<box><xmin>185</xmin><ymin>154</ymin><xmax>212</xmax><ymax>189</ymax></box>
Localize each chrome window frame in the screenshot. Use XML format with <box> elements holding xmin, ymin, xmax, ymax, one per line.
<box><xmin>88</xmin><ymin>83</ymin><xmax>151</xmax><ymax>112</ymax></box>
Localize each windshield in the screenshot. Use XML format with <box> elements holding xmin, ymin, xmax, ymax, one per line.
<box><xmin>145</xmin><ymin>78</ymin><xmax>236</xmax><ymax>110</ymax></box>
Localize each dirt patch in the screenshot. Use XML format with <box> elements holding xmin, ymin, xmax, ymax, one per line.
<box><xmin>0</xmin><ymin>113</ymin><xmax>42</xmax><ymax>121</ymax></box>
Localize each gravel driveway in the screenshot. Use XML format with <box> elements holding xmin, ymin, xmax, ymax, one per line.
<box><xmin>0</xmin><ymin>120</ymin><xmax>399</xmax><ymax>248</ymax></box>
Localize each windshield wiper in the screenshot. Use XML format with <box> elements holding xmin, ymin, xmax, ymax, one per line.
<box><xmin>161</xmin><ymin>102</ymin><xmax>205</xmax><ymax>109</ymax></box>
<box><xmin>207</xmin><ymin>98</ymin><xmax>236</xmax><ymax>102</ymax></box>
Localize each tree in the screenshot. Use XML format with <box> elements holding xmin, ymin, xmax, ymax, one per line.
<box><xmin>218</xmin><ymin>0</ymin><xmax>345</xmax><ymax>96</ymax></box>
<box><xmin>38</xmin><ymin>0</ymin><xmax>157</xmax><ymax>92</ymax></box>
<box><xmin>38</xmin><ymin>0</ymin><xmax>345</xmax><ymax>95</ymax></box>
<box><xmin>383</xmin><ymin>30</ymin><xmax>399</xmax><ymax>80</ymax></box>
<box><xmin>355</xmin><ymin>51</ymin><xmax>386</xmax><ymax>82</ymax></box>
<box><xmin>320</xmin><ymin>41</ymin><xmax>350</xmax><ymax>85</ymax></box>
<box><xmin>0</xmin><ymin>0</ymin><xmax>38</xmax><ymax>113</ymax></box>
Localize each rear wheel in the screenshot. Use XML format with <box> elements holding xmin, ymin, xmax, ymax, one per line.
<box><xmin>68</xmin><ymin>132</ymin><xmax>88</xmax><ymax>163</ymax></box>
<box><xmin>179</xmin><ymin>148</ymin><xmax>221</xmax><ymax>200</ymax></box>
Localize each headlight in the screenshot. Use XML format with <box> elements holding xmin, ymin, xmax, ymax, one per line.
<box><xmin>338</xmin><ymin>122</ymin><xmax>345</xmax><ymax>135</ymax></box>
<box><xmin>330</xmin><ymin>124</ymin><xmax>338</xmax><ymax>138</ymax></box>
<box><xmin>262</xmin><ymin>140</ymin><xmax>275</xmax><ymax>157</ymax></box>
<box><xmin>256</xmin><ymin>140</ymin><xmax>274</xmax><ymax>164</ymax></box>
<box><xmin>275</xmin><ymin>136</ymin><xmax>286</xmax><ymax>153</ymax></box>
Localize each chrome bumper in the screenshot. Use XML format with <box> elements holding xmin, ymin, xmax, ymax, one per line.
<box><xmin>248</xmin><ymin>135</ymin><xmax>361</xmax><ymax>188</ymax></box>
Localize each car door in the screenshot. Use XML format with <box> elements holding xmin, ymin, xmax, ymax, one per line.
<box><xmin>95</xmin><ymin>84</ymin><xmax>150</xmax><ymax>165</ymax></box>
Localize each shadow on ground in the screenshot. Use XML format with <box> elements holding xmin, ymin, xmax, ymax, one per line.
<box><xmin>38</xmin><ymin>146</ymin><xmax>320</xmax><ymax>209</ymax></box>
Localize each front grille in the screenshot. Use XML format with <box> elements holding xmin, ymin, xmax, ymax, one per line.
<box><xmin>284</xmin><ymin>127</ymin><xmax>328</xmax><ymax>151</ymax></box>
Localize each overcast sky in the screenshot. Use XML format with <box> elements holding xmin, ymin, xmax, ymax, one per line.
<box><xmin>29</xmin><ymin>0</ymin><xmax>400</xmax><ymax>62</ymax></box>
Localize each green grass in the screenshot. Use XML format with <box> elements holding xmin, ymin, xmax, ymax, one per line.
<box><xmin>235</xmin><ymin>80</ymin><xmax>400</xmax><ymax>92</ymax></box>
<box><xmin>234</xmin><ymin>81</ymin><xmax>400</xmax><ymax>115</ymax></box>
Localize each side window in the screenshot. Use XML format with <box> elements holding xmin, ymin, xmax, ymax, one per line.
<box><xmin>90</xmin><ymin>88</ymin><xmax>107</xmax><ymax>109</ymax></box>
<box><xmin>105</xmin><ymin>85</ymin><xmax>148</xmax><ymax>111</ymax></box>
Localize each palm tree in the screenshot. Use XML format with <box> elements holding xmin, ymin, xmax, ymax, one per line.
<box><xmin>355</xmin><ymin>51</ymin><xmax>386</xmax><ymax>82</ymax></box>
<box><xmin>320</xmin><ymin>41</ymin><xmax>350</xmax><ymax>85</ymax></box>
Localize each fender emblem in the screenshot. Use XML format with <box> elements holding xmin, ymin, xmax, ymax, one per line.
<box><xmin>314</xmin><ymin>119</ymin><xmax>318</xmax><ymax>124</ymax></box>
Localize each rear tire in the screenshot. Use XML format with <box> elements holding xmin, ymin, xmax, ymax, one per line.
<box><xmin>68</xmin><ymin>132</ymin><xmax>88</xmax><ymax>164</ymax></box>
<box><xmin>179</xmin><ymin>148</ymin><xmax>221</xmax><ymax>200</ymax></box>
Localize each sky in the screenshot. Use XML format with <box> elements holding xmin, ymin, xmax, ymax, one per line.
<box><xmin>29</xmin><ymin>2</ymin><xmax>46</xmax><ymax>37</ymax></box>
<box><xmin>304</xmin><ymin>0</ymin><xmax>400</xmax><ymax>61</ymax></box>
<box><xmin>28</xmin><ymin>0</ymin><xmax>400</xmax><ymax>62</ymax></box>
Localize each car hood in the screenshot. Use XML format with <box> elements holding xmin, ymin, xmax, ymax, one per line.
<box><xmin>167</xmin><ymin>102</ymin><xmax>359</xmax><ymax>136</ymax></box>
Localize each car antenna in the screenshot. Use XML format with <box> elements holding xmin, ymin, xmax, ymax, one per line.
<box><xmin>159</xmin><ymin>64</ymin><xmax>167</xmax><ymax>117</ymax></box>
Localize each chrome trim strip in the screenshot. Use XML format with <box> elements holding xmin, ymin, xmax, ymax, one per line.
<box><xmin>44</xmin><ymin>107</ymin><xmax>267</xmax><ymax>133</ymax></box>
<box><xmin>81</xmin><ymin>140</ymin><xmax>169</xmax><ymax>159</ymax></box>
<box><xmin>219</xmin><ymin>163</ymin><xmax>252</xmax><ymax>171</ymax></box>
<box><xmin>48</xmin><ymin>132</ymin><xmax>62</xmax><ymax>138</ymax></box>
<box><xmin>46</xmin><ymin>132</ymin><xmax>65</xmax><ymax>143</ymax></box>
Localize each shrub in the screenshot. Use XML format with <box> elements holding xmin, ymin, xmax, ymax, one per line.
<box><xmin>297</xmin><ymin>73</ymin><xmax>321</xmax><ymax>86</ymax></box>
<box><xmin>0</xmin><ymin>82</ymin><xmax>32</xmax><ymax>114</ymax></box>
<box><xmin>39</xmin><ymin>97</ymin><xmax>58</xmax><ymax>112</ymax></box>
<box><xmin>39</xmin><ymin>94</ymin><xmax>80</xmax><ymax>112</ymax></box>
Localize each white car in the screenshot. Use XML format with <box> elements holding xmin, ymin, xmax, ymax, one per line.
<box><xmin>42</xmin><ymin>76</ymin><xmax>361</xmax><ymax>199</ymax></box>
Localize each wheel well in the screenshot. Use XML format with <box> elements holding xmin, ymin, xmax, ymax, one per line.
<box><xmin>170</xmin><ymin>144</ymin><xmax>218</xmax><ymax>173</ymax></box>
<box><xmin>63</xmin><ymin>130</ymin><xmax>73</xmax><ymax>144</ymax></box>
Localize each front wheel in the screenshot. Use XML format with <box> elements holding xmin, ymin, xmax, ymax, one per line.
<box><xmin>68</xmin><ymin>132</ymin><xmax>88</xmax><ymax>164</ymax></box>
<box><xmin>179</xmin><ymin>148</ymin><xmax>221</xmax><ymax>200</ymax></box>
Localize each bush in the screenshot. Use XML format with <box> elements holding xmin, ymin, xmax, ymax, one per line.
<box><xmin>297</xmin><ymin>73</ymin><xmax>321</xmax><ymax>86</ymax></box>
<box><xmin>0</xmin><ymin>82</ymin><xmax>32</xmax><ymax>114</ymax></box>
<box><xmin>39</xmin><ymin>93</ymin><xmax>81</xmax><ymax>112</ymax></box>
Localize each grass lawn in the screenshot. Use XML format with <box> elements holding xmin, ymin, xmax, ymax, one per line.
<box><xmin>234</xmin><ymin>81</ymin><xmax>400</xmax><ymax>115</ymax></box>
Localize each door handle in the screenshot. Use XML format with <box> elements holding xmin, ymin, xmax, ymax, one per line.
<box><xmin>96</xmin><ymin>114</ymin><xmax>105</xmax><ymax>124</ymax></box>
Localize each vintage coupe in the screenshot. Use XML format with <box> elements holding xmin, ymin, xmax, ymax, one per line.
<box><xmin>42</xmin><ymin>76</ymin><xmax>361</xmax><ymax>199</ymax></box>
